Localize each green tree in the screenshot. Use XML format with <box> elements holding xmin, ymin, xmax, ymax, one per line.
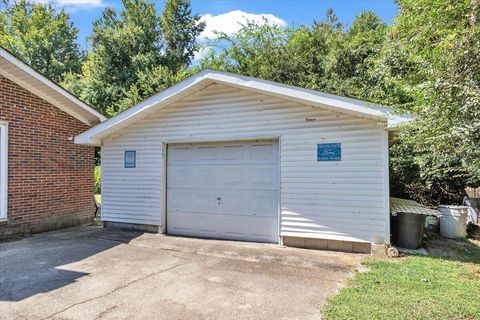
<box><xmin>160</xmin><ymin>0</ymin><xmax>205</xmax><ymax>72</ymax></box>
<box><xmin>0</xmin><ymin>0</ymin><xmax>83</xmax><ymax>82</ymax></box>
<box><xmin>323</xmin><ymin>11</ymin><xmax>387</xmax><ymax>101</ymax></box>
<box><xmin>65</xmin><ymin>0</ymin><xmax>205</xmax><ymax>116</ymax></box>
<box><xmin>388</xmin><ymin>0</ymin><xmax>480</xmax><ymax>205</ymax></box>
<box><xmin>64</xmin><ymin>0</ymin><xmax>163</xmax><ymax>116</ymax></box>
<box><xmin>200</xmin><ymin>20</ymin><xmax>293</xmax><ymax>84</ymax></box>
<box><xmin>115</xmin><ymin>65</ymin><xmax>190</xmax><ymax>113</ymax></box>
<box><xmin>285</xmin><ymin>9</ymin><xmax>343</xmax><ymax>91</ymax></box>
<box><xmin>200</xmin><ymin>10</ymin><xmax>387</xmax><ymax>99</ymax></box>
<box><xmin>64</xmin><ymin>0</ymin><xmax>162</xmax><ymax>115</ymax></box>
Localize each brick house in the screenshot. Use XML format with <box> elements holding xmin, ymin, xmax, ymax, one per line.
<box><xmin>0</xmin><ymin>48</ymin><xmax>106</xmax><ymax>238</ymax></box>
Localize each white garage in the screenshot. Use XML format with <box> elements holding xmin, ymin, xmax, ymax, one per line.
<box><xmin>75</xmin><ymin>69</ymin><xmax>410</xmax><ymax>252</ymax></box>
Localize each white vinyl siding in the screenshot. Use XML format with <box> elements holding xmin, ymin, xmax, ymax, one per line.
<box><xmin>101</xmin><ymin>84</ymin><xmax>389</xmax><ymax>244</ymax></box>
<box><xmin>0</xmin><ymin>122</ymin><xmax>8</xmax><ymax>220</ymax></box>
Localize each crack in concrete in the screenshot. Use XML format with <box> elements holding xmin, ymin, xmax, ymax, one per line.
<box><xmin>84</xmin><ymin>235</ymin><xmax>140</xmax><ymax>245</ymax></box>
<box><xmin>38</xmin><ymin>261</ymin><xmax>191</xmax><ymax>320</ymax></box>
<box><xmin>96</xmin><ymin>305</ymin><xmax>118</xmax><ymax>320</ymax></box>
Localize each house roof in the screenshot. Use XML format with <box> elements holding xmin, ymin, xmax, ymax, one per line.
<box><xmin>0</xmin><ymin>47</ymin><xmax>106</xmax><ymax>126</ymax></box>
<box><xmin>75</xmin><ymin>69</ymin><xmax>411</xmax><ymax>145</ymax></box>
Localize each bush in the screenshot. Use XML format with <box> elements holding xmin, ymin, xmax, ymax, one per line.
<box><xmin>94</xmin><ymin>166</ymin><xmax>101</xmax><ymax>194</ymax></box>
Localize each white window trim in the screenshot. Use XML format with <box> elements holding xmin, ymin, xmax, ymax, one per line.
<box><xmin>0</xmin><ymin>122</ymin><xmax>8</xmax><ymax>221</ymax></box>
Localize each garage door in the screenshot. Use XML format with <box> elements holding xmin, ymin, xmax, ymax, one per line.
<box><xmin>167</xmin><ymin>140</ymin><xmax>279</xmax><ymax>243</ymax></box>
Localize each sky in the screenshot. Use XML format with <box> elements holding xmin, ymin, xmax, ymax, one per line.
<box><xmin>35</xmin><ymin>0</ymin><xmax>398</xmax><ymax>54</ymax></box>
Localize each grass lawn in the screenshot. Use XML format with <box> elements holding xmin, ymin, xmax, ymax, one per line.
<box><xmin>322</xmin><ymin>235</ymin><xmax>480</xmax><ymax>320</ymax></box>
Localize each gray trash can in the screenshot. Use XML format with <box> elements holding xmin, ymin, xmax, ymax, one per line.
<box><xmin>391</xmin><ymin>212</ymin><xmax>426</xmax><ymax>249</ymax></box>
<box><xmin>390</xmin><ymin>197</ymin><xmax>439</xmax><ymax>249</ymax></box>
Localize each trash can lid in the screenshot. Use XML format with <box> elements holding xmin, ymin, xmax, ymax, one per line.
<box><xmin>390</xmin><ymin>197</ymin><xmax>440</xmax><ymax>216</ymax></box>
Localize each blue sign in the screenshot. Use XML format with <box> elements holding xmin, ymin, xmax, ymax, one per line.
<box><xmin>317</xmin><ymin>143</ymin><xmax>341</xmax><ymax>161</ymax></box>
<box><xmin>125</xmin><ymin>151</ymin><xmax>136</xmax><ymax>168</ymax></box>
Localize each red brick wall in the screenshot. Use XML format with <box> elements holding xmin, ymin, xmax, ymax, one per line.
<box><xmin>0</xmin><ymin>75</ymin><xmax>96</xmax><ymax>238</ymax></box>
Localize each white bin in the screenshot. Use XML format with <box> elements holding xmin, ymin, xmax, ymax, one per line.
<box><xmin>438</xmin><ymin>205</ymin><xmax>468</xmax><ymax>238</ymax></box>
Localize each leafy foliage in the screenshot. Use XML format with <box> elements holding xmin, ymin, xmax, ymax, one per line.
<box><xmin>63</xmin><ymin>0</ymin><xmax>203</xmax><ymax>117</ymax></box>
<box><xmin>94</xmin><ymin>165</ymin><xmax>101</xmax><ymax>194</ymax></box>
<box><xmin>63</xmin><ymin>0</ymin><xmax>164</xmax><ymax>116</ymax></box>
<box><xmin>200</xmin><ymin>10</ymin><xmax>388</xmax><ymax>104</ymax></box>
<box><xmin>200</xmin><ymin>20</ymin><xmax>292</xmax><ymax>83</ymax></box>
<box><xmin>0</xmin><ymin>0</ymin><xmax>83</xmax><ymax>82</ymax></box>
<box><xmin>115</xmin><ymin>65</ymin><xmax>190</xmax><ymax>113</ymax></box>
<box><xmin>388</xmin><ymin>0</ymin><xmax>480</xmax><ymax>205</ymax></box>
<box><xmin>161</xmin><ymin>0</ymin><xmax>205</xmax><ymax>72</ymax></box>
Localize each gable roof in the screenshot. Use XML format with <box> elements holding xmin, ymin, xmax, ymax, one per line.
<box><xmin>75</xmin><ymin>69</ymin><xmax>411</xmax><ymax>145</ymax></box>
<box><xmin>0</xmin><ymin>47</ymin><xmax>106</xmax><ymax>126</ymax></box>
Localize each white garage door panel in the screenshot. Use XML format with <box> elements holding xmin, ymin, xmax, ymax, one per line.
<box><xmin>168</xmin><ymin>212</ymin><xmax>278</xmax><ymax>243</ymax></box>
<box><xmin>167</xmin><ymin>140</ymin><xmax>279</xmax><ymax>243</ymax></box>
<box><xmin>167</xmin><ymin>190</ymin><xmax>278</xmax><ymax>217</ymax></box>
<box><xmin>167</xmin><ymin>165</ymin><xmax>278</xmax><ymax>190</ymax></box>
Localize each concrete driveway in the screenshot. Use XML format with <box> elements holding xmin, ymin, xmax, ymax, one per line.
<box><xmin>0</xmin><ymin>227</ymin><xmax>364</xmax><ymax>320</ymax></box>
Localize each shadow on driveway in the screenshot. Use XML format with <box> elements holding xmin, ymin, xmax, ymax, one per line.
<box><xmin>0</xmin><ymin>227</ymin><xmax>141</xmax><ymax>301</ymax></box>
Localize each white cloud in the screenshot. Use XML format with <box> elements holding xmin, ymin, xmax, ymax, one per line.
<box><xmin>32</xmin><ymin>0</ymin><xmax>107</xmax><ymax>11</ymax></box>
<box><xmin>55</xmin><ymin>0</ymin><xmax>105</xmax><ymax>6</ymax></box>
<box><xmin>199</xmin><ymin>10</ymin><xmax>287</xmax><ymax>39</ymax></box>
<box><xmin>193</xmin><ymin>47</ymin><xmax>211</xmax><ymax>61</ymax></box>
<box><xmin>193</xmin><ymin>10</ymin><xmax>286</xmax><ymax>62</ymax></box>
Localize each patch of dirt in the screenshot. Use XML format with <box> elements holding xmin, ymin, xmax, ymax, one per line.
<box><xmin>423</xmin><ymin>233</ymin><xmax>480</xmax><ymax>264</ymax></box>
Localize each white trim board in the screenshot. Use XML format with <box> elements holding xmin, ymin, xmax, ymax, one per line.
<box><xmin>75</xmin><ymin>69</ymin><xmax>411</xmax><ymax>146</ymax></box>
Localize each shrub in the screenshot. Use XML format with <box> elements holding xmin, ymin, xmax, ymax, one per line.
<box><xmin>94</xmin><ymin>166</ymin><xmax>101</xmax><ymax>194</ymax></box>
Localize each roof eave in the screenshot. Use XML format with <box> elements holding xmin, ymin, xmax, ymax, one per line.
<box><xmin>74</xmin><ymin>69</ymin><xmax>411</xmax><ymax>144</ymax></box>
<box><xmin>0</xmin><ymin>47</ymin><xmax>107</xmax><ymax>126</ymax></box>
